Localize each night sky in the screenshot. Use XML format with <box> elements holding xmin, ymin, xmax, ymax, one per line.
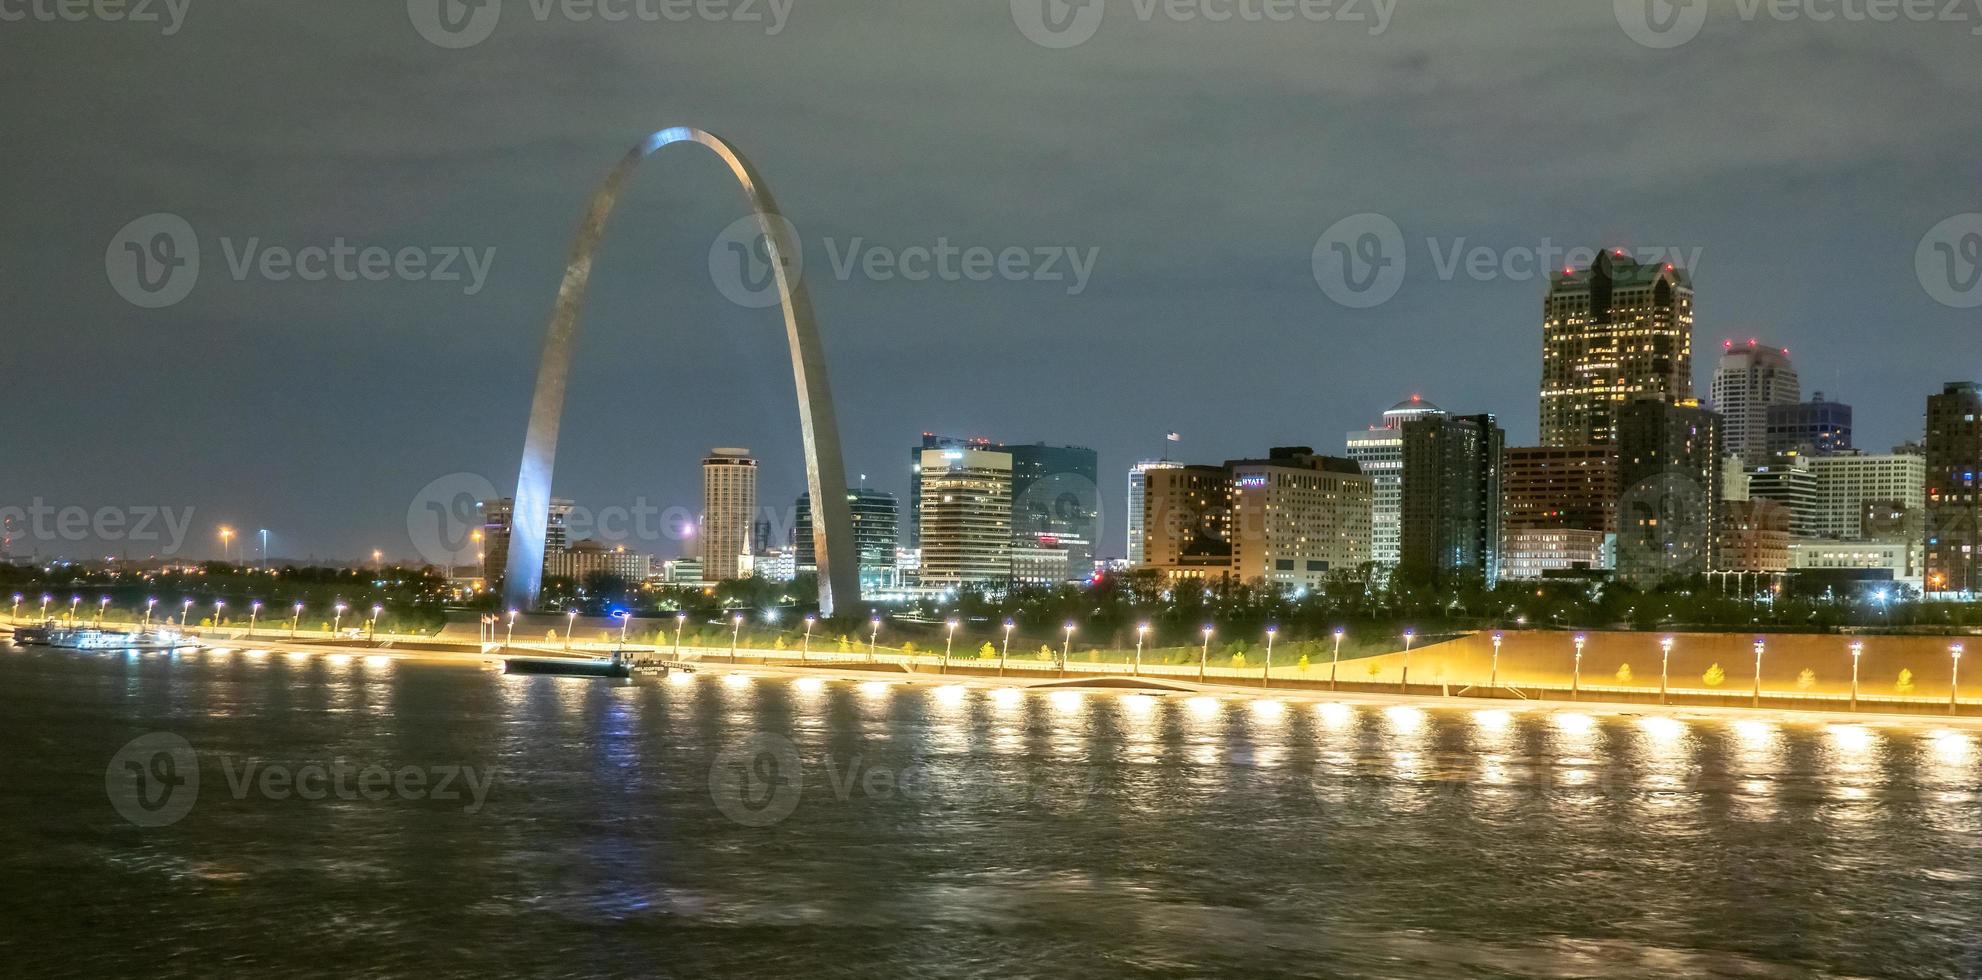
<box><xmin>4</xmin><ymin>1</ymin><xmax>1978</xmax><ymax>563</ymax></box>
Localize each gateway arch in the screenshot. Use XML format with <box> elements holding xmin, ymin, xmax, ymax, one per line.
<box><xmin>502</xmin><ymin>127</ymin><xmax>861</xmax><ymax>617</ymax></box>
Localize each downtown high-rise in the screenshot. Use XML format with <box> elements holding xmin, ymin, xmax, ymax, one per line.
<box><xmin>1398</xmin><ymin>414</ymin><xmax>1504</xmax><ymax>582</ymax></box>
<box><xmin>1711</xmin><ymin>340</ymin><xmax>1801</xmax><ymax>466</ymax></box>
<box><xmin>700</xmin><ymin>448</ymin><xmax>757</xmax><ymax>581</ymax></box>
<box><xmin>1125</xmin><ymin>459</ymin><xmax>1182</xmax><ymax>566</ymax></box>
<box><xmin>1924</xmin><ymin>382</ymin><xmax>1982</xmax><ymax>595</ymax></box>
<box><xmin>1540</xmin><ymin>251</ymin><xmax>1694</xmax><ymax>447</ymax></box>
<box><xmin>1345</xmin><ymin>395</ymin><xmax>1446</xmax><ymax>568</ymax></box>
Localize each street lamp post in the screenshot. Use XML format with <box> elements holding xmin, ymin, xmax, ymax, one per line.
<box><xmin>1200</xmin><ymin>626</ymin><xmax>1213</xmax><ymax>683</ymax></box>
<box><xmin>8</xmin><ymin>594</ymin><xmax>17</xmax><ymax>623</ymax></box>
<box><xmin>802</xmin><ymin>616</ymin><xmax>815</xmax><ymax>662</ymax></box>
<box><xmin>1850</xmin><ymin>641</ymin><xmax>1864</xmax><ymax>711</ymax></box>
<box><xmin>1061</xmin><ymin>623</ymin><xmax>1074</xmax><ymax>678</ymax></box>
<box><xmin>213</xmin><ymin>600</ymin><xmax>224</xmax><ymax>630</ymax></box>
<box><xmin>68</xmin><ymin>596</ymin><xmax>79</xmax><ymax>626</ymax></box>
<box><xmin>182</xmin><ymin>599</ymin><xmax>193</xmax><ymax>628</ymax></box>
<box><xmin>565</xmin><ymin>610</ymin><xmax>577</xmax><ymax>650</ymax></box>
<box><xmin>944</xmin><ymin>619</ymin><xmax>958</xmax><ymax>674</ymax></box>
<box><xmin>39</xmin><ymin>595</ymin><xmax>50</xmax><ymax>622</ymax></box>
<box><xmin>730</xmin><ymin>614</ymin><xmax>743</xmax><ymax>664</ymax></box>
<box><xmin>1263</xmin><ymin>626</ymin><xmax>1277</xmax><ymax>689</ymax></box>
<box><xmin>220</xmin><ymin>527</ymin><xmax>233</xmax><ymax>564</ymax></box>
<box><xmin>1752</xmin><ymin>638</ymin><xmax>1765</xmax><ymax>708</ymax></box>
<box><xmin>1491</xmin><ymin>632</ymin><xmax>1504</xmax><ymax>694</ymax></box>
<box><xmin>1401</xmin><ymin>629</ymin><xmax>1415</xmax><ymax>692</ymax></box>
<box><xmin>1135</xmin><ymin>623</ymin><xmax>1150</xmax><ymax>678</ymax></box>
<box><xmin>505</xmin><ymin>610</ymin><xmax>517</xmax><ymax>650</ymax></box>
<box><xmin>249</xmin><ymin>601</ymin><xmax>261</xmax><ymax>637</ymax></box>
<box><xmin>331</xmin><ymin>603</ymin><xmax>345</xmax><ymax>637</ymax></box>
<box><xmin>145</xmin><ymin>598</ymin><xmax>157</xmax><ymax>628</ymax></box>
<box><xmin>1952</xmin><ymin>644</ymin><xmax>1964</xmax><ymax>715</ymax></box>
<box><xmin>370</xmin><ymin>605</ymin><xmax>382</xmax><ymax>640</ymax></box>
<box><xmin>617</xmin><ymin>611</ymin><xmax>631</xmax><ymax>650</ymax></box>
<box><xmin>1660</xmin><ymin>636</ymin><xmax>1674</xmax><ymax>705</ymax></box>
<box><xmin>98</xmin><ymin>596</ymin><xmax>110</xmax><ymax>626</ymax></box>
<box><xmin>674</xmin><ymin>612</ymin><xmax>687</xmax><ymax>660</ymax></box>
<box><xmin>868</xmin><ymin>617</ymin><xmax>881</xmax><ymax>664</ymax></box>
<box><xmin>1001</xmin><ymin>620</ymin><xmax>1014</xmax><ymax>676</ymax></box>
<box><xmin>1572</xmin><ymin>633</ymin><xmax>1585</xmax><ymax>700</ymax></box>
<box><xmin>292</xmin><ymin>602</ymin><xmax>303</xmax><ymax>639</ymax></box>
<box><xmin>1330</xmin><ymin>627</ymin><xmax>1344</xmax><ymax>690</ymax></box>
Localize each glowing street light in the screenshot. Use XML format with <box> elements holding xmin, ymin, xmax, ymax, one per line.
<box><xmin>213</xmin><ymin>600</ymin><xmax>225</xmax><ymax>630</ymax></box>
<box><xmin>369</xmin><ymin>604</ymin><xmax>382</xmax><ymax>640</ymax></box>
<box><xmin>1330</xmin><ymin>627</ymin><xmax>1345</xmax><ymax>690</ymax></box>
<box><xmin>505</xmin><ymin>609</ymin><xmax>517</xmax><ymax>649</ymax></box>
<box><xmin>565</xmin><ymin>609</ymin><xmax>578</xmax><ymax>650</ymax></box>
<box><xmin>68</xmin><ymin>595</ymin><xmax>79</xmax><ymax>626</ymax></box>
<box><xmin>1001</xmin><ymin>619</ymin><xmax>1015</xmax><ymax>676</ymax></box>
<box><xmin>97</xmin><ymin>596</ymin><xmax>110</xmax><ymax>625</ymax></box>
<box><xmin>1952</xmin><ymin>644</ymin><xmax>1964</xmax><ymax>715</ymax></box>
<box><xmin>674</xmin><ymin>611</ymin><xmax>687</xmax><ymax>660</ymax></box>
<box><xmin>1660</xmin><ymin>636</ymin><xmax>1674</xmax><ymax>705</ymax></box>
<box><xmin>1061</xmin><ymin>622</ymin><xmax>1075</xmax><ymax>677</ymax></box>
<box><xmin>1752</xmin><ymin>638</ymin><xmax>1765</xmax><ymax>707</ymax></box>
<box><xmin>730</xmin><ymin>613</ymin><xmax>744</xmax><ymax>663</ymax></box>
<box><xmin>1491</xmin><ymin>632</ymin><xmax>1504</xmax><ymax>692</ymax></box>
<box><xmin>1572</xmin><ymin>633</ymin><xmax>1586</xmax><ymax>700</ymax></box>
<box><xmin>181</xmin><ymin>598</ymin><xmax>193</xmax><ymax>628</ymax></box>
<box><xmin>145</xmin><ymin>597</ymin><xmax>157</xmax><ymax>628</ymax></box>
<box><xmin>249</xmin><ymin>600</ymin><xmax>261</xmax><ymax>637</ymax></box>
<box><xmin>1263</xmin><ymin>625</ymin><xmax>1277</xmax><ymax>689</ymax></box>
<box><xmin>38</xmin><ymin>595</ymin><xmax>50</xmax><ymax>622</ymax></box>
<box><xmin>1849</xmin><ymin>641</ymin><xmax>1864</xmax><ymax>711</ymax></box>
<box><xmin>331</xmin><ymin>602</ymin><xmax>346</xmax><ymax>637</ymax></box>
<box><xmin>292</xmin><ymin>601</ymin><xmax>303</xmax><ymax>639</ymax></box>
<box><xmin>802</xmin><ymin>615</ymin><xmax>815</xmax><ymax>662</ymax></box>
<box><xmin>219</xmin><ymin>526</ymin><xmax>234</xmax><ymax>563</ymax></box>
<box><xmin>616</xmin><ymin>610</ymin><xmax>631</xmax><ymax>648</ymax></box>
<box><xmin>1135</xmin><ymin>623</ymin><xmax>1150</xmax><ymax>678</ymax></box>
<box><xmin>868</xmin><ymin>616</ymin><xmax>881</xmax><ymax>664</ymax></box>
<box><xmin>8</xmin><ymin>594</ymin><xmax>17</xmax><ymax>623</ymax></box>
<box><xmin>944</xmin><ymin>619</ymin><xmax>958</xmax><ymax>673</ymax></box>
<box><xmin>1401</xmin><ymin>628</ymin><xmax>1416</xmax><ymax>691</ymax></box>
<box><xmin>1200</xmin><ymin>625</ymin><xmax>1214</xmax><ymax>683</ymax></box>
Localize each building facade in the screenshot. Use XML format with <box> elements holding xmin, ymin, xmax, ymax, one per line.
<box><xmin>1718</xmin><ymin>499</ymin><xmax>1794</xmax><ymax>573</ymax></box>
<box><xmin>1007</xmin><ymin>442</ymin><xmax>1100</xmax><ymax>583</ymax></box>
<box><xmin>1745</xmin><ymin>457</ymin><xmax>1820</xmax><ymax>540</ymax></box>
<box><xmin>1807</xmin><ymin>451</ymin><xmax>1926</xmax><ymax>541</ymax></box>
<box><xmin>795</xmin><ymin>487</ymin><xmax>900</xmax><ymax>590</ymax></box>
<box><xmin>700</xmin><ymin>448</ymin><xmax>757</xmax><ymax>581</ymax></box>
<box><xmin>915</xmin><ymin>446</ymin><xmax>1014</xmax><ymax>589</ymax></box>
<box><xmin>1540</xmin><ymin>251</ymin><xmax>1694</xmax><ymax>447</ymax></box>
<box><xmin>1227</xmin><ymin>448</ymin><xmax>1372</xmax><ymax>590</ymax></box>
<box><xmin>1924</xmin><ymin>382</ymin><xmax>1982</xmax><ymax>595</ymax></box>
<box><xmin>544</xmin><ymin>539</ymin><xmax>652</xmax><ymax>583</ymax></box>
<box><xmin>1711</xmin><ymin>340</ymin><xmax>1800</xmax><ymax>466</ymax></box>
<box><xmin>1126</xmin><ymin>459</ymin><xmax>1182</xmax><ymax>566</ymax></box>
<box><xmin>1399</xmin><ymin>414</ymin><xmax>1504</xmax><ymax>581</ymax></box>
<box><xmin>1615</xmin><ymin>398</ymin><xmax>1724</xmax><ymax>585</ymax></box>
<box><xmin>1139</xmin><ymin>464</ymin><xmax>1234</xmax><ymax>581</ymax></box>
<box><xmin>1345</xmin><ymin>395</ymin><xmax>1446</xmax><ymax>567</ymax></box>
<box><xmin>1499</xmin><ymin>445</ymin><xmax>1617</xmax><ymax>579</ymax></box>
<box><xmin>1766</xmin><ymin>393</ymin><xmax>1852</xmax><ymax>459</ymax></box>
<box><xmin>477</xmin><ymin>496</ymin><xmax>574</xmax><ymax>590</ymax></box>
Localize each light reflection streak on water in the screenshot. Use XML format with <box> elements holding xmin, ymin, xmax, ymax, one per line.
<box><xmin>1550</xmin><ymin>712</ymin><xmax>1598</xmax><ymax>789</ymax></box>
<box><xmin>721</xmin><ymin>673</ymin><xmax>752</xmax><ymax>689</ymax></box>
<box><xmin>792</xmin><ymin>676</ymin><xmax>825</xmax><ymax>695</ymax></box>
<box><xmin>1728</xmin><ymin>719</ymin><xmax>1784</xmax><ymax>822</ymax></box>
<box><xmin>1633</xmin><ymin>716</ymin><xmax>1695</xmax><ymax>811</ymax></box>
<box><xmin>1470</xmin><ymin>710</ymin><xmax>1519</xmax><ymax>796</ymax></box>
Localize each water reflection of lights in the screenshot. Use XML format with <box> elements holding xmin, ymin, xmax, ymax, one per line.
<box><xmin>666</xmin><ymin>669</ymin><xmax>696</xmax><ymax>686</ymax></box>
<box><xmin>989</xmin><ymin>687</ymin><xmax>1022</xmax><ymax>708</ymax></box>
<box><xmin>1732</xmin><ymin>719</ymin><xmax>1776</xmax><ymax>747</ymax></box>
<box><xmin>932</xmin><ymin>684</ymin><xmax>968</xmax><ymax>707</ymax></box>
<box><xmin>1552</xmin><ymin>712</ymin><xmax>1595</xmax><ymax>736</ymax></box>
<box><xmin>1185</xmin><ymin>696</ymin><xmax>1221</xmax><ymax>721</ymax></box>
<box><xmin>1827</xmin><ymin>724</ymin><xmax>1876</xmax><ymax>755</ymax></box>
<box><xmin>722</xmin><ymin>673</ymin><xmax>753</xmax><ymax>689</ymax></box>
<box><xmin>246</xmin><ymin>649</ymin><xmax>269</xmax><ymax>659</ymax></box>
<box><xmin>325</xmin><ymin>653</ymin><xmax>351</xmax><ymax>666</ymax></box>
<box><xmin>1384</xmin><ymin>705</ymin><xmax>1425</xmax><ymax>733</ymax></box>
<box><xmin>1473</xmin><ymin>709</ymin><xmax>1513</xmax><ymax>732</ymax></box>
<box><xmin>286</xmin><ymin>651</ymin><xmax>309</xmax><ymax>662</ymax></box>
<box><xmin>858</xmin><ymin>681</ymin><xmax>892</xmax><ymax>698</ymax></box>
<box><xmin>1315</xmin><ymin>702</ymin><xmax>1354</xmax><ymax>730</ymax></box>
<box><xmin>1119</xmin><ymin>693</ymin><xmax>1157</xmax><ymax>719</ymax></box>
<box><xmin>1250</xmin><ymin>699</ymin><xmax>1286</xmax><ymax>722</ymax></box>
<box><xmin>793</xmin><ymin>676</ymin><xmax>825</xmax><ymax>694</ymax></box>
<box><xmin>1928</xmin><ymin>729</ymin><xmax>1973</xmax><ymax>766</ymax></box>
<box><xmin>365</xmin><ymin>656</ymin><xmax>392</xmax><ymax>669</ymax></box>
<box><xmin>1637</xmin><ymin>715</ymin><xmax>1687</xmax><ymax>743</ymax></box>
<box><xmin>1048</xmin><ymin>689</ymin><xmax>1084</xmax><ymax>713</ymax></box>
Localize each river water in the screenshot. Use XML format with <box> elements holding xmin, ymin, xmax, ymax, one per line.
<box><xmin>3</xmin><ymin>643</ymin><xmax>1978</xmax><ymax>978</ymax></box>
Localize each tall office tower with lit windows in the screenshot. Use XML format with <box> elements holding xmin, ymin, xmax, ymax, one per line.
<box><xmin>700</xmin><ymin>448</ymin><xmax>758</xmax><ymax>581</ymax></box>
<box><xmin>1345</xmin><ymin>395</ymin><xmax>1446</xmax><ymax>567</ymax></box>
<box><xmin>1126</xmin><ymin>459</ymin><xmax>1182</xmax><ymax>566</ymax></box>
<box><xmin>916</xmin><ymin>446</ymin><xmax>1014</xmax><ymax>589</ymax></box>
<box><xmin>1712</xmin><ymin>340</ymin><xmax>1801</xmax><ymax>466</ymax></box>
<box><xmin>1924</xmin><ymin>382</ymin><xmax>1982</xmax><ymax>595</ymax></box>
<box><xmin>1398</xmin><ymin>414</ymin><xmax>1504</xmax><ymax>582</ymax></box>
<box><xmin>1540</xmin><ymin>251</ymin><xmax>1694</xmax><ymax>447</ymax></box>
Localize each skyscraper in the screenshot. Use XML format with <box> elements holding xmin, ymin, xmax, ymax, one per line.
<box><xmin>1007</xmin><ymin>442</ymin><xmax>1099</xmax><ymax>582</ymax></box>
<box><xmin>701</xmin><ymin>448</ymin><xmax>757</xmax><ymax>581</ymax></box>
<box><xmin>1499</xmin><ymin>445</ymin><xmax>1617</xmax><ymax>579</ymax></box>
<box><xmin>1138</xmin><ymin>464</ymin><xmax>1233</xmax><ymax>581</ymax></box>
<box><xmin>1766</xmin><ymin>393</ymin><xmax>1852</xmax><ymax>459</ymax></box>
<box><xmin>1746</xmin><ymin>456</ymin><xmax>1820</xmax><ymax>539</ymax></box>
<box><xmin>916</xmin><ymin>446</ymin><xmax>1013</xmax><ymax>589</ymax></box>
<box><xmin>1540</xmin><ymin>251</ymin><xmax>1694</xmax><ymax>447</ymax></box>
<box><xmin>796</xmin><ymin>487</ymin><xmax>900</xmax><ymax>589</ymax></box>
<box><xmin>1807</xmin><ymin>451</ymin><xmax>1926</xmax><ymax>540</ymax></box>
<box><xmin>1711</xmin><ymin>340</ymin><xmax>1800</xmax><ymax>466</ymax></box>
<box><xmin>1126</xmin><ymin>459</ymin><xmax>1182</xmax><ymax>565</ymax></box>
<box><xmin>1226</xmin><ymin>448</ymin><xmax>1371</xmax><ymax>589</ymax></box>
<box><xmin>1924</xmin><ymin>382</ymin><xmax>1982</xmax><ymax>595</ymax></box>
<box><xmin>1398</xmin><ymin>414</ymin><xmax>1504</xmax><ymax>582</ymax></box>
<box><xmin>1615</xmin><ymin>398</ymin><xmax>1723</xmax><ymax>585</ymax></box>
<box><xmin>477</xmin><ymin>497</ymin><xmax>574</xmax><ymax>591</ymax></box>
<box><xmin>1345</xmin><ymin>395</ymin><xmax>1446</xmax><ymax>567</ymax></box>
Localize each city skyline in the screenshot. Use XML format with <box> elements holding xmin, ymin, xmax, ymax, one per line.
<box><xmin>7</xmin><ymin>4</ymin><xmax>1979</xmax><ymax>561</ymax></box>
